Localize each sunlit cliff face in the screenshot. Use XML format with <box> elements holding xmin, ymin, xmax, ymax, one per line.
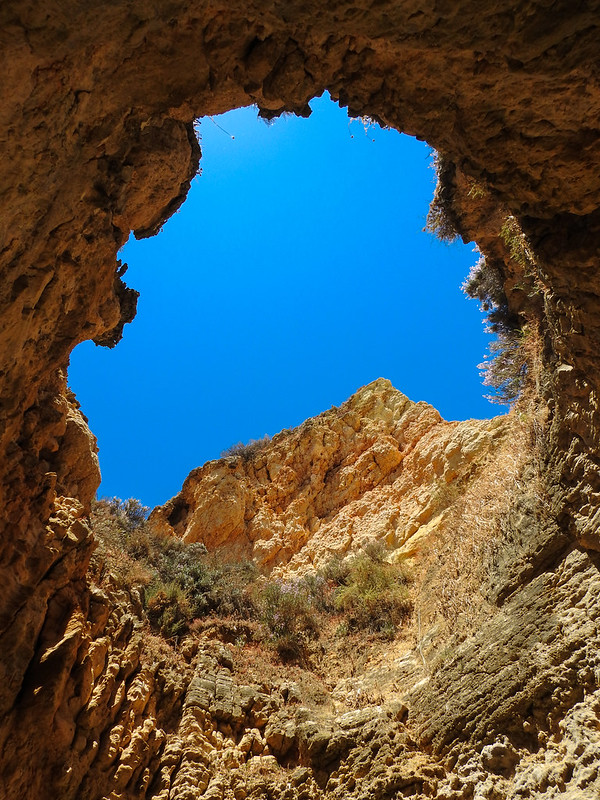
<box><xmin>1</xmin><ymin>2</ymin><xmax>600</xmax><ymax>798</ymax></box>
<box><xmin>1</xmin><ymin>1</ymin><xmax>599</xmax><ymax>545</ymax></box>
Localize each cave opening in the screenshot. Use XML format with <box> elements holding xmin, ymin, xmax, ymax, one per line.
<box><xmin>68</xmin><ymin>93</ymin><xmax>502</xmax><ymax>508</ymax></box>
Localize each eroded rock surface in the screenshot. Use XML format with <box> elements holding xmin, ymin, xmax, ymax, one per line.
<box><xmin>2</xmin><ymin>2</ymin><xmax>600</xmax><ymax>799</ymax></box>
<box><xmin>151</xmin><ymin>379</ymin><xmax>509</xmax><ymax>575</ymax></box>
<box><xmin>1</xmin><ymin>375</ymin><xmax>600</xmax><ymax>800</ymax></box>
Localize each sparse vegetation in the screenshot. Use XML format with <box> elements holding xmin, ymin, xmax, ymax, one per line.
<box><xmin>90</xmin><ymin>499</ymin><xmax>413</xmax><ymax>661</ymax></box>
<box><xmin>146</xmin><ymin>582</ymin><xmax>194</xmax><ymax>639</ymax></box>
<box><xmin>425</xmin><ymin>152</ymin><xmax>462</xmax><ymax>243</ymax></box>
<box><xmin>425</xmin><ymin>152</ymin><xmax>540</xmax><ymax>407</ymax></box>
<box><xmin>463</xmin><ymin>253</ymin><xmax>528</xmax><ymax>405</ymax></box>
<box><xmin>252</xmin><ymin>548</ymin><xmax>413</xmax><ymax>659</ymax></box>
<box><xmin>467</xmin><ymin>180</ymin><xmax>487</xmax><ymax>200</ymax></box>
<box><xmin>500</xmin><ymin>215</ymin><xmax>533</xmax><ymax>270</ymax></box>
<box><xmin>417</xmin><ymin>411</ymin><xmax>541</xmax><ymax>650</ymax></box>
<box><xmin>257</xmin><ymin>578</ymin><xmax>320</xmax><ymax>662</ymax></box>
<box><xmin>333</xmin><ymin>545</ymin><xmax>412</xmax><ymax>638</ymax></box>
<box><xmin>104</xmin><ymin>496</ymin><xmax>150</xmax><ymax>529</ymax></box>
<box><xmin>90</xmin><ymin>498</ymin><xmax>257</xmax><ymax>639</ymax></box>
<box><xmin>477</xmin><ymin>329</ymin><xmax>529</xmax><ymax>405</ymax></box>
<box><xmin>221</xmin><ymin>435</ymin><xmax>271</xmax><ymax>462</ymax></box>
<box><xmin>462</xmin><ymin>254</ymin><xmax>515</xmax><ymax>334</ymax></box>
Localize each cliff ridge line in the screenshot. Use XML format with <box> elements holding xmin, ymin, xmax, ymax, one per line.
<box><xmin>151</xmin><ymin>378</ymin><xmax>509</xmax><ymax>575</ymax></box>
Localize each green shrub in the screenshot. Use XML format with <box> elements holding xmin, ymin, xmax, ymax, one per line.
<box><xmin>300</xmin><ymin>571</ymin><xmax>334</xmax><ymax>613</ymax></box>
<box><xmin>206</xmin><ymin>554</ymin><xmax>258</xmax><ymax>618</ymax></box>
<box><xmin>257</xmin><ymin>578</ymin><xmax>319</xmax><ymax>662</ymax></box>
<box><xmin>334</xmin><ymin>548</ymin><xmax>412</xmax><ymax>637</ymax></box>
<box><xmin>90</xmin><ymin>500</ymin><xmax>257</xmax><ymax>639</ymax></box>
<box><xmin>91</xmin><ymin>500</ymin><xmax>413</xmax><ymax>652</ymax></box>
<box><xmin>320</xmin><ymin>554</ymin><xmax>351</xmax><ymax>587</ymax></box>
<box><xmin>146</xmin><ymin>581</ymin><xmax>193</xmax><ymax>639</ymax></box>
<box><xmin>142</xmin><ymin>543</ymin><xmax>257</xmax><ymax>625</ymax></box>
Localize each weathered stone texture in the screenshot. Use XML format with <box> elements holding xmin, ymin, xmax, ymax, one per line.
<box><xmin>151</xmin><ymin>379</ymin><xmax>509</xmax><ymax>573</ymax></box>
<box><xmin>2</xmin><ymin>1</ymin><xmax>600</xmax><ymax>798</ymax></box>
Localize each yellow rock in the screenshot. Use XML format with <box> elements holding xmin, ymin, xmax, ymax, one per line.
<box><xmin>151</xmin><ymin>379</ymin><xmax>508</xmax><ymax>574</ymax></box>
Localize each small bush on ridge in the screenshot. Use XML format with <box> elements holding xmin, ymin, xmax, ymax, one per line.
<box><xmin>105</xmin><ymin>496</ymin><xmax>150</xmax><ymax>530</ymax></box>
<box><xmin>221</xmin><ymin>435</ymin><xmax>271</xmax><ymax>462</ymax></box>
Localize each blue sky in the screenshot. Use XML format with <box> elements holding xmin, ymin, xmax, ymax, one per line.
<box><xmin>69</xmin><ymin>93</ymin><xmax>501</xmax><ymax>509</ymax></box>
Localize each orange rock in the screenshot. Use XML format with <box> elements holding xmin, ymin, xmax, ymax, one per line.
<box><xmin>151</xmin><ymin>379</ymin><xmax>509</xmax><ymax>573</ymax></box>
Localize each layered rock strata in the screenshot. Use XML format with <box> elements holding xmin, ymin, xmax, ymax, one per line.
<box><xmin>151</xmin><ymin>379</ymin><xmax>509</xmax><ymax>575</ymax></box>
<box><xmin>2</xmin><ymin>2</ymin><xmax>600</xmax><ymax>798</ymax></box>
<box><xmin>2</xmin><ymin>375</ymin><xmax>600</xmax><ymax>799</ymax></box>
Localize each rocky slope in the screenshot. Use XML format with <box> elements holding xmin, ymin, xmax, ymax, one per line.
<box><xmin>2</xmin><ymin>2</ymin><xmax>600</xmax><ymax>798</ymax></box>
<box><xmin>151</xmin><ymin>379</ymin><xmax>509</xmax><ymax>577</ymax></box>
<box><xmin>3</xmin><ymin>377</ymin><xmax>596</xmax><ymax>800</ymax></box>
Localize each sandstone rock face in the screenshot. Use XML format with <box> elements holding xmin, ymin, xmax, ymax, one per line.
<box><xmin>2</xmin><ymin>3</ymin><xmax>600</xmax><ymax>800</ymax></box>
<box><xmin>0</xmin><ymin>574</ymin><xmax>192</xmax><ymax>800</ymax></box>
<box><xmin>151</xmin><ymin>379</ymin><xmax>509</xmax><ymax>575</ymax></box>
<box><xmin>138</xmin><ymin>391</ymin><xmax>600</xmax><ymax>800</ymax></box>
<box><xmin>2</xmin><ymin>378</ymin><xmax>600</xmax><ymax>800</ymax></box>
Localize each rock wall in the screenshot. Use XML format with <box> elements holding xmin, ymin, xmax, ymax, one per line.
<box><xmin>151</xmin><ymin>379</ymin><xmax>509</xmax><ymax>575</ymax></box>
<box><xmin>139</xmin><ymin>381</ymin><xmax>600</xmax><ymax>800</ymax></box>
<box><xmin>2</xmin><ymin>1</ymin><xmax>600</xmax><ymax>798</ymax></box>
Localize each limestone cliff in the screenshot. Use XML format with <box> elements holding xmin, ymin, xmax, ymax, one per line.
<box><xmin>2</xmin><ymin>2</ymin><xmax>600</xmax><ymax>799</ymax></box>
<box><xmin>2</xmin><ymin>378</ymin><xmax>594</xmax><ymax>800</ymax></box>
<box><xmin>151</xmin><ymin>379</ymin><xmax>509</xmax><ymax>576</ymax></box>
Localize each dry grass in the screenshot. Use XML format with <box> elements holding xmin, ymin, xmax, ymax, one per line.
<box><xmin>414</xmin><ymin>409</ymin><xmax>540</xmax><ymax>647</ymax></box>
<box><xmin>411</xmin><ymin>321</ymin><xmax>548</xmax><ymax>655</ymax></box>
